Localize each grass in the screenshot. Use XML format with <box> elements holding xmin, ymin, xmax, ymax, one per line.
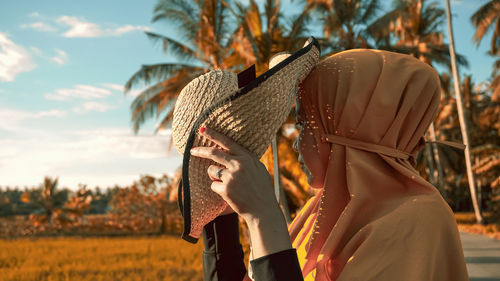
<box><xmin>2</xmin><ymin>213</ymin><xmax>496</xmax><ymax>281</ymax></box>
<box><xmin>0</xmin><ymin>236</ymin><xmax>205</xmax><ymax>281</ymax></box>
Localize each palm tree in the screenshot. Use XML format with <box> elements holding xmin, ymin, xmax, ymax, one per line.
<box><xmin>307</xmin><ymin>0</ymin><xmax>381</xmax><ymax>53</ymax></box>
<box><xmin>22</xmin><ymin>177</ymin><xmax>69</xmax><ymax>227</ymax></box>
<box><xmin>445</xmin><ymin>0</ymin><xmax>483</xmax><ymax>223</ymax></box>
<box><xmin>38</xmin><ymin>177</ymin><xmax>64</xmax><ymax>224</ymax></box>
<box><xmin>426</xmin><ymin>73</ymin><xmax>459</xmax><ymax>200</ymax></box>
<box><xmin>231</xmin><ymin>0</ymin><xmax>314</xmax><ymax>74</ymax></box>
<box><xmin>435</xmin><ymin>73</ymin><xmax>500</xmax><ymax>219</ymax></box>
<box><xmin>369</xmin><ymin>0</ymin><xmax>468</xmax><ymax>68</ymax></box>
<box><xmin>124</xmin><ymin>0</ymin><xmax>243</xmax><ymax>132</ymax></box>
<box><xmin>471</xmin><ymin>0</ymin><xmax>500</xmax><ymax>103</ymax></box>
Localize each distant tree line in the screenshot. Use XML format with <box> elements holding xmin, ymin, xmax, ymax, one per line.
<box><xmin>0</xmin><ymin>183</ymin><xmax>116</xmax><ymax>217</ymax></box>
<box><xmin>0</xmin><ymin>174</ymin><xmax>182</xmax><ymax>237</ymax></box>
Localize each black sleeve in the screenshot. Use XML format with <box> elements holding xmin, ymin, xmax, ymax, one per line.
<box><xmin>202</xmin><ymin>213</ymin><xmax>247</xmax><ymax>281</ymax></box>
<box><xmin>250</xmin><ymin>248</ymin><xmax>304</xmax><ymax>281</ymax></box>
<box><xmin>202</xmin><ymin>213</ymin><xmax>304</xmax><ymax>281</ymax></box>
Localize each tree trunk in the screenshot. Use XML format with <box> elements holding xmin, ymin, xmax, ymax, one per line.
<box><xmin>428</xmin><ymin>122</ymin><xmax>447</xmax><ymax>199</ymax></box>
<box><xmin>425</xmin><ymin>138</ymin><xmax>436</xmax><ymax>184</ymax></box>
<box><xmin>445</xmin><ymin>0</ymin><xmax>483</xmax><ymax>224</ymax></box>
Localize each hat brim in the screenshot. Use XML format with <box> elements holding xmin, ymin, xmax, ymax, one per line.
<box><xmin>179</xmin><ymin>37</ymin><xmax>320</xmax><ymax>243</ymax></box>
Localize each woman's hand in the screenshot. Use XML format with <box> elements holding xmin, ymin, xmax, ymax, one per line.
<box><xmin>190</xmin><ymin>127</ymin><xmax>293</xmax><ymax>258</ymax></box>
<box><xmin>190</xmin><ymin>127</ymin><xmax>281</xmax><ymax>223</ymax></box>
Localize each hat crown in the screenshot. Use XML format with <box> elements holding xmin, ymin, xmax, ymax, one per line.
<box><xmin>172</xmin><ymin>70</ymin><xmax>238</xmax><ymax>155</ymax></box>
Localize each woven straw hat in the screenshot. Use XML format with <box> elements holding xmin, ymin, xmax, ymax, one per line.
<box><xmin>172</xmin><ymin>37</ymin><xmax>320</xmax><ymax>243</ymax></box>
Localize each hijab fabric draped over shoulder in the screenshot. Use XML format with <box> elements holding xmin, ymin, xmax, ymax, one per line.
<box><xmin>288</xmin><ymin>49</ymin><xmax>468</xmax><ymax>281</ymax></box>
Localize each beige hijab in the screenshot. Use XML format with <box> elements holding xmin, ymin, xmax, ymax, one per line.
<box><xmin>288</xmin><ymin>49</ymin><xmax>468</xmax><ymax>281</ymax></box>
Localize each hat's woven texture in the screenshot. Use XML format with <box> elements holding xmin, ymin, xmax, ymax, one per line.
<box><xmin>173</xmin><ymin>40</ymin><xmax>320</xmax><ymax>241</ymax></box>
<box><xmin>173</xmin><ymin>70</ymin><xmax>238</xmax><ymax>156</ymax></box>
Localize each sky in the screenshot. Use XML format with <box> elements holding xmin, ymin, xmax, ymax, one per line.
<box><xmin>0</xmin><ymin>0</ymin><xmax>494</xmax><ymax>189</ymax></box>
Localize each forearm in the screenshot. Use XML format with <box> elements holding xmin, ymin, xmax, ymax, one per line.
<box><xmin>246</xmin><ymin>209</ymin><xmax>292</xmax><ymax>259</ymax></box>
<box><xmin>202</xmin><ymin>208</ymin><xmax>303</xmax><ymax>281</ymax></box>
<box><xmin>246</xmin><ymin>210</ymin><xmax>304</xmax><ymax>281</ymax></box>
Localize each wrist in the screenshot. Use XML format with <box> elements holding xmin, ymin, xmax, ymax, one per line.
<box><xmin>245</xmin><ymin>208</ymin><xmax>284</xmax><ymax>231</ymax></box>
<box><xmin>244</xmin><ymin>209</ymin><xmax>292</xmax><ymax>259</ymax></box>
<box><xmin>243</xmin><ymin>201</ymin><xmax>283</xmax><ymax>227</ymax></box>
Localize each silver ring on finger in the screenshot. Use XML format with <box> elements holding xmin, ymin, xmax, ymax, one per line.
<box><xmin>216</xmin><ymin>168</ymin><xmax>224</xmax><ymax>180</ymax></box>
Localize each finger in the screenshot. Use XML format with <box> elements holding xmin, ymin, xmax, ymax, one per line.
<box><xmin>210</xmin><ymin>181</ymin><xmax>227</xmax><ymax>198</ymax></box>
<box><xmin>201</xmin><ymin>127</ymin><xmax>249</xmax><ymax>155</ymax></box>
<box><xmin>207</xmin><ymin>165</ymin><xmax>225</xmax><ymax>181</ymax></box>
<box><xmin>190</xmin><ymin>146</ymin><xmax>234</xmax><ymax>167</ymax></box>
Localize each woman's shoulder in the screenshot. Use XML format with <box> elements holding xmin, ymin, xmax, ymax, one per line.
<box><xmin>372</xmin><ymin>192</ymin><xmax>458</xmax><ymax>238</ymax></box>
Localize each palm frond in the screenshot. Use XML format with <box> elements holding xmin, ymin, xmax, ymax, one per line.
<box><xmin>471</xmin><ymin>143</ymin><xmax>500</xmax><ymax>155</ymax></box>
<box><xmin>247</xmin><ymin>1</ymin><xmax>264</xmax><ymax>39</ymax></box>
<box><xmin>124</xmin><ymin>63</ymin><xmax>203</xmax><ymax>93</ymax></box>
<box><xmin>382</xmin><ymin>43</ymin><xmax>468</xmax><ymax>69</ymax></box>
<box><xmin>145</xmin><ymin>31</ymin><xmax>198</xmax><ymax>61</ymax></box>
<box><xmin>284</xmin><ymin>9</ymin><xmax>312</xmax><ymax>48</ymax></box>
<box><xmin>129</xmin><ymin>68</ymin><xmax>204</xmax><ymax>132</ymax></box>
<box><xmin>359</xmin><ymin>0</ymin><xmax>381</xmax><ymax>24</ymax></box>
<box><xmin>492</xmin><ymin>59</ymin><xmax>500</xmax><ymax>101</ymax></box>
<box><xmin>367</xmin><ymin>9</ymin><xmax>399</xmax><ymax>46</ymax></box>
<box><xmin>154</xmin><ymin>103</ymin><xmax>176</xmax><ymax>133</ymax></box>
<box><xmin>152</xmin><ymin>0</ymin><xmax>198</xmax><ymax>40</ymax></box>
<box><xmin>492</xmin><ymin>19</ymin><xmax>500</xmax><ymax>54</ymax></box>
<box><xmin>471</xmin><ymin>0</ymin><xmax>500</xmax><ymax>47</ymax></box>
<box><xmin>421</xmin><ymin>3</ymin><xmax>445</xmax><ymax>35</ymax></box>
<box><xmin>264</xmin><ymin>0</ymin><xmax>281</xmax><ymax>34</ymax></box>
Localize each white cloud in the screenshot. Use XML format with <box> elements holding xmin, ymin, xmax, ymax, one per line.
<box><xmin>57</xmin><ymin>16</ymin><xmax>103</xmax><ymax>38</ymax></box>
<box><xmin>0</xmin><ymin>107</ymin><xmax>66</xmax><ymax>122</ymax></box>
<box><xmin>50</xmin><ymin>48</ymin><xmax>68</xmax><ymax>65</ymax></box>
<box><xmin>28</xmin><ymin>12</ymin><xmax>40</xmax><ymax>18</ymax></box>
<box><xmin>0</xmin><ymin>107</ymin><xmax>66</xmax><ymax>134</ymax></box>
<box><xmin>114</xmin><ymin>25</ymin><xmax>150</xmax><ymax>36</ymax></box>
<box><xmin>30</xmin><ymin>46</ymin><xmax>42</xmax><ymax>56</ymax></box>
<box><xmin>20</xmin><ymin>13</ymin><xmax>150</xmax><ymax>38</ymax></box>
<box><xmin>45</xmin><ymin>84</ymin><xmax>112</xmax><ymax>100</ymax></box>
<box><xmin>157</xmin><ymin>128</ymin><xmax>172</xmax><ymax>136</ymax></box>
<box><xmin>102</xmin><ymin>83</ymin><xmax>125</xmax><ymax>92</ymax></box>
<box><xmin>56</xmin><ymin>15</ymin><xmax>149</xmax><ymax>38</ymax></box>
<box><xmin>102</xmin><ymin>83</ymin><xmax>143</xmax><ymax>97</ymax></box>
<box><xmin>0</xmin><ymin>32</ymin><xmax>37</xmax><ymax>82</ymax></box>
<box><xmin>0</xmin><ymin>128</ymin><xmax>181</xmax><ymax>188</ymax></box>
<box><xmin>20</xmin><ymin>21</ymin><xmax>56</xmax><ymax>32</ymax></box>
<box><xmin>33</xmin><ymin>109</ymin><xmax>67</xmax><ymax>118</ymax></box>
<box><xmin>127</xmin><ymin>89</ymin><xmax>145</xmax><ymax>98</ymax></box>
<box><xmin>72</xmin><ymin>101</ymin><xmax>115</xmax><ymax>113</ymax></box>
<box><xmin>29</xmin><ymin>47</ymin><xmax>68</xmax><ymax>65</ymax></box>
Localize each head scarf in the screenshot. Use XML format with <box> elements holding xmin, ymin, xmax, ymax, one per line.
<box><xmin>288</xmin><ymin>49</ymin><xmax>468</xmax><ymax>281</ymax></box>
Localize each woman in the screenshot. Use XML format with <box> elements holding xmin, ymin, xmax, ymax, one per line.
<box><xmin>190</xmin><ymin>49</ymin><xmax>469</xmax><ymax>280</ymax></box>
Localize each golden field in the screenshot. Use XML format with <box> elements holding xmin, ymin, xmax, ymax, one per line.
<box><xmin>0</xmin><ymin>236</ymin><xmax>205</xmax><ymax>281</ymax></box>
